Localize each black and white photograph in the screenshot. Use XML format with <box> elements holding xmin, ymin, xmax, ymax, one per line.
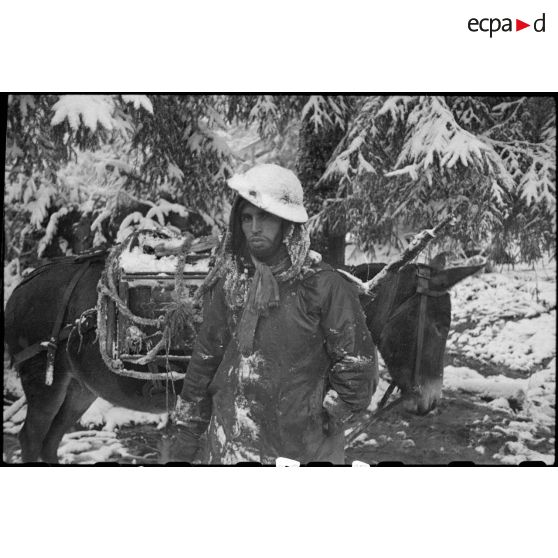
<box><xmin>1</xmin><ymin>2</ymin><xmax>557</xmax><ymax>556</ymax></box>
<box><xmin>3</xmin><ymin>94</ymin><xmax>555</xmax><ymax>465</ymax></box>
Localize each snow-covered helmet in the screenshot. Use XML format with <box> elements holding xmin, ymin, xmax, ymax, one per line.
<box><xmin>227</xmin><ymin>164</ymin><xmax>309</xmax><ymax>223</ymax></box>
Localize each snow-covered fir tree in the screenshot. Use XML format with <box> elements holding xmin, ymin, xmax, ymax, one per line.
<box><xmin>4</xmin><ymin>95</ymin><xmax>555</xmax><ymax>278</ymax></box>
<box><xmin>4</xmin><ymin>95</ymin><xmax>234</xmax><ymax>271</ymax></box>
<box><xmin>314</xmin><ymin>95</ymin><xmax>555</xmax><ymax>264</ymax></box>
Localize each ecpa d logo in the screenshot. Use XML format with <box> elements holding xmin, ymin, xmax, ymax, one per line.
<box><xmin>468</xmin><ymin>13</ymin><xmax>546</xmax><ymax>37</ymax></box>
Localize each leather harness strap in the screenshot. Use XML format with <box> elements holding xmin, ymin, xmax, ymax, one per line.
<box><xmin>13</xmin><ymin>326</ymin><xmax>73</xmax><ymax>367</ymax></box>
<box><xmin>350</xmin><ymin>265</ymin><xmax>450</xmax><ymax>439</ymax></box>
<box><xmin>44</xmin><ymin>260</ymin><xmax>92</xmax><ymax>385</ymax></box>
<box><xmin>412</xmin><ymin>266</ymin><xmax>431</xmax><ymax>388</ymax></box>
<box><xmin>377</xmin><ymin>379</ymin><xmax>397</xmax><ymax>409</ymax></box>
<box><xmin>384</xmin><ymin>270</ymin><xmax>400</xmax><ymax>322</ymax></box>
<box><xmin>379</xmin><ymin>265</ymin><xmax>448</xmax><ymax>408</ymax></box>
<box><xmin>374</xmin><ymin>268</ymin><xmax>400</xmax><ymax>410</ymax></box>
<box><xmin>12</xmin><ymin>260</ymin><xmax>92</xmax><ymax>385</ymax></box>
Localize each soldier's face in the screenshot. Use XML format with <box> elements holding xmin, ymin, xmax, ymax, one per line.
<box><xmin>240</xmin><ymin>202</ymin><xmax>284</xmax><ymax>260</ymax></box>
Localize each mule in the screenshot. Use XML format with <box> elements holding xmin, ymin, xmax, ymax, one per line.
<box><xmin>4</xmin><ymin>253</ymin><xmax>483</xmax><ymax>463</ymax></box>
<box><xmin>350</xmin><ymin>256</ymin><xmax>484</xmax><ymax>414</ymax></box>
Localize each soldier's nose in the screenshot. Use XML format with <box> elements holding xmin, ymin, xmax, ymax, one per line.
<box><xmin>251</xmin><ymin>217</ymin><xmax>261</xmax><ymax>233</ymax></box>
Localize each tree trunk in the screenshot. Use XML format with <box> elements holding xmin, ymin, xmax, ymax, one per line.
<box><xmin>295</xmin><ymin>112</ymin><xmax>349</xmax><ymax>266</ymax></box>
<box><xmin>327</xmin><ymin>230</ymin><xmax>346</xmax><ymax>267</ymax></box>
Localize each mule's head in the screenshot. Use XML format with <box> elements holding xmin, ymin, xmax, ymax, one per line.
<box><xmin>354</xmin><ymin>257</ymin><xmax>484</xmax><ymax>415</ymax></box>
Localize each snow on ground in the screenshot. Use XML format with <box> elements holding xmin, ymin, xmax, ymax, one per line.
<box><xmin>3</xmin><ymin>360</ymin><xmax>24</xmax><ymax>400</ymax></box>
<box><xmin>444</xmin><ymin>366</ymin><xmax>528</xmax><ymax>403</ymax></box>
<box><xmin>354</xmin><ymin>262</ymin><xmax>555</xmax><ymax>464</ymax></box>
<box><xmin>3</xmin><ymin>261</ymin><xmax>24</xmax><ymax>308</ymax></box>
<box><xmin>57</xmin><ymin>400</ymin><xmax>167</xmax><ymax>463</ymax></box>
<box><xmin>3</xmin><ymin>395</ymin><xmax>167</xmax><ymax>463</ymax></box>
<box><xmin>57</xmin><ymin>430</ymin><xmax>129</xmax><ymax>464</ymax></box>
<box><xmin>447</xmin><ymin>265</ymin><xmax>556</xmax><ymax>373</ymax></box>
<box><xmin>444</xmin><ymin>361</ymin><xmax>555</xmax><ymax>464</ymax></box>
<box><xmin>79</xmin><ymin>398</ymin><xmax>167</xmax><ymax>431</ymax></box>
<box><xmin>3</xmin><ymin>261</ymin><xmax>555</xmax><ymax>464</ymax></box>
<box><xmin>443</xmin><ymin>262</ymin><xmax>555</xmax><ymax>464</ymax></box>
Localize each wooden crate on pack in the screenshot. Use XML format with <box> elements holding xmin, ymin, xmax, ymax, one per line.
<box><xmin>102</xmin><ymin>236</ymin><xmax>211</xmax><ymax>378</ymax></box>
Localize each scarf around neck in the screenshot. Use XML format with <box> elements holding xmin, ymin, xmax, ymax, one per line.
<box><xmin>236</xmin><ymin>251</ymin><xmax>291</xmax><ymax>356</ymax></box>
<box><xmin>194</xmin><ymin>209</ymin><xmax>315</xmax><ymax>356</ymax></box>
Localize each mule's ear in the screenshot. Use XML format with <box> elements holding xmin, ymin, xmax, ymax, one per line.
<box><xmin>444</xmin><ymin>264</ymin><xmax>485</xmax><ymax>288</ymax></box>
<box><xmin>429</xmin><ymin>252</ymin><xmax>447</xmax><ymax>271</ymax></box>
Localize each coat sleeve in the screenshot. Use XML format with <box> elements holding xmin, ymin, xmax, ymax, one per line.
<box><xmin>316</xmin><ymin>270</ymin><xmax>378</xmax><ymax>420</ymax></box>
<box><xmin>176</xmin><ymin>280</ymin><xmax>231</xmax><ymax>437</ymax></box>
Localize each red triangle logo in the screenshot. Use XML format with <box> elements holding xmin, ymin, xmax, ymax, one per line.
<box><xmin>516</xmin><ymin>19</ymin><xmax>530</xmax><ymax>31</ymax></box>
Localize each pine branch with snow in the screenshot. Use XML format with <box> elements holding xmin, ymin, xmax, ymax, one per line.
<box><xmin>481</xmin><ymin>97</ymin><xmax>556</xmax><ymax>262</ymax></box>
<box><xmin>300</xmin><ymin>95</ymin><xmax>351</xmax><ymax>134</ymax></box>
<box><xmin>311</xmin><ymin>96</ymin><xmax>554</xmax><ymax>262</ymax></box>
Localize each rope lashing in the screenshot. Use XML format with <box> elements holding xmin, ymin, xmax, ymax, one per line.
<box><xmin>96</xmin><ymin>229</ymin><xmax>207</xmax><ymax>379</ymax></box>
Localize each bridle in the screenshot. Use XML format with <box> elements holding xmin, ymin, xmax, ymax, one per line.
<box><xmin>346</xmin><ymin>264</ymin><xmax>448</xmax><ymax>444</ymax></box>
<box><xmin>411</xmin><ymin>265</ymin><xmax>448</xmax><ymax>391</ymax></box>
<box><xmin>380</xmin><ymin>264</ymin><xmax>448</xmax><ymax>404</ymax></box>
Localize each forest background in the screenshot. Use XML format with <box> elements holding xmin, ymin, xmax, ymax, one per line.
<box><xmin>4</xmin><ymin>94</ymin><xmax>556</xmax><ymax>293</ymax></box>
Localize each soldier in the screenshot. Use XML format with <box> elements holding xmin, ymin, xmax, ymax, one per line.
<box><xmin>171</xmin><ymin>163</ymin><xmax>377</xmax><ymax>464</ymax></box>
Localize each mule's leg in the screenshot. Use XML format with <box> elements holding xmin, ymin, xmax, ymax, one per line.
<box><xmin>18</xmin><ymin>358</ymin><xmax>72</xmax><ymax>463</ymax></box>
<box><xmin>40</xmin><ymin>378</ymin><xmax>97</xmax><ymax>463</ymax></box>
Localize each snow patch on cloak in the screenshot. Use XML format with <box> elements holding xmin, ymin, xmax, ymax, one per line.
<box><xmin>232</xmin><ymin>353</ymin><xmax>262</xmax><ymax>440</ymax></box>
<box><xmin>220</xmin><ymin>443</ymin><xmax>260</xmax><ymax>465</ymax></box>
<box><xmin>211</xmin><ymin>414</ymin><xmax>260</xmax><ymax>464</ymax></box>
<box><xmin>207</xmin><ymin>353</ymin><xmax>264</xmax><ymax>463</ymax></box>
<box><xmin>331</xmin><ymin>354</ymin><xmax>374</xmax><ymax>377</ymax></box>
<box><xmin>232</xmin><ymin>402</ymin><xmax>258</xmax><ymax>440</ymax></box>
<box><xmin>238</xmin><ymin>352</ymin><xmax>263</xmax><ymax>381</ymax></box>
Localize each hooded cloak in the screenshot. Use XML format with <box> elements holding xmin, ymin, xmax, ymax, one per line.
<box><xmin>178</xmin><ymin>197</ymin><xmax>378</xmax><ymax>464</ymax></box>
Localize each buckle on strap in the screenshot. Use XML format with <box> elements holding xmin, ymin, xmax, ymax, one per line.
<box><xmin>415</xmin><ymin>266</ymin><xmax>446</xmax><ymax>296</ymax></box>
<box><xmin>41</xmin><ymin>337</ymin><xmax>58</xmax><ymax>386</ymax></box>
<box><xmin>416</xmin><ymin>266</ymin><xmax>431</xmax><ymax>292</ymax></box>
<box><xmin>40</xmin><ymin>338</ymin><xmax>58</xmax><ymax>351</ymax></box>
<box><xmin>416</xmin><ymin>285</ymin><xmax>447</xmax><ymax>297</ymax></box>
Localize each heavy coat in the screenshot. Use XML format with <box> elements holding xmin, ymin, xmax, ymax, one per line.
<box><xmin>180</xmin><ymin>260</ymin><xmax>378</xmax><ymax>464</ymax></box>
